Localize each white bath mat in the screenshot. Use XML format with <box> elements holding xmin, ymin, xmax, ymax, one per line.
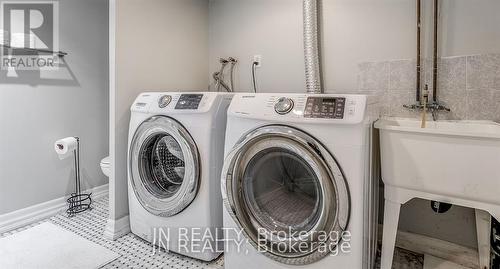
<box><xmin>0</xmin><ymin>222</ymin><xmax>119</xmax><ymax>269</ymax></box>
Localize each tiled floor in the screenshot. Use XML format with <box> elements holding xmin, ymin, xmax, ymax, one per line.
<box><xmin>423</xmin><ymin>255</ymin><xmax>470</xmax><ymax>269</ymax></box>
<box><xmin>1</xmin><ymin>195</ymin><xmax>426</xmax><ymax>269</ymax></box>
<box><xmin>1</xmin><ymin>196</ymin><xmax>223</xmax><ymax>269</ymax></box>
<box><xmin>375</xmin><ymin>246</ymin><xmax>424</xmax><ymax>269</ymax></box>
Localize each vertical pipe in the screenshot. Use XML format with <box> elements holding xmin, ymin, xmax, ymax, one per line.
<box><xmin>303</xmin><ymin>0</ymin><xmax>323</xmax><ymax>94</ymax></box>
<box><xmin>432</xmin><ymin>0</ymin><xmax>439</xmax><ymax>102</ymax></box>
<box><xmin>416</xmin><ymin>0</ymin><xmax>422</xmax><ymax>103</ymax></box>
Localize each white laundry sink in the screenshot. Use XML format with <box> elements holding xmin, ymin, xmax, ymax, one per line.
<box><xmin>375</xmin><ymin>117</ymin><xmax>500</xmax><ymax>207</ymax></box>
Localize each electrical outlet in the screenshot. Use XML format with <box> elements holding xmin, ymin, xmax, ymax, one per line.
<box><xmin>253</xmin><ymin>55</ymin><xmax>262</xmax><ymax>67</ymax></box>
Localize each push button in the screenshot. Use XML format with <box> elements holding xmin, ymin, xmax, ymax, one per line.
<box><xmin>348</xmin><ymin>106</ymin><xmax>355</xmax><ymax>116</ymax></box>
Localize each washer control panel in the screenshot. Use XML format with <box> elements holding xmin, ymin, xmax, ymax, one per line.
<box><xmin>304</xmin><ymin>97</ymin><xmax>346</xmax><ymax>119</ymax></box>
<box><xmin>132</xmin><ymin>92</ymin><xmax>230</xmax><ymax>114</ymax></box>
<box><xmin>175</xmin><ymin>94</ymin><xmax>203</xmax><ymax>110</ymax></box>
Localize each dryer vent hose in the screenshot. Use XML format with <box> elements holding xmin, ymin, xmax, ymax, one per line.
<box><xmin>303</xmin><ymin>0</ymin><xmax>323</xmax><ymax>94</ymax></box>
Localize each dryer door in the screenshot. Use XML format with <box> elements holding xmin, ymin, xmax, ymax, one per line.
<box><xmin>129</xmin><ymin>116</ymin><xmax>200</xmax><ymax>217</ymax></box>
<box><xmin>222</xmin><ymin>125</ymin><xmax>350</xmax><ymax>265</ymax></box>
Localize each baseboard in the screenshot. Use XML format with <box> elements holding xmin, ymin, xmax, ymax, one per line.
<box><xmin>0</xmin><ymin>184</ymin><xmax>109</xmax><ymax>235</ymax></box>
<box><xmin>103</xmin><ymin>215</ymin><xmax>130</xmax><ymax>240</ymax></box>
<box><xmin>378</xmin><ymin>225</ymin><xmax>479</xmax><ymax>268</ymax></box>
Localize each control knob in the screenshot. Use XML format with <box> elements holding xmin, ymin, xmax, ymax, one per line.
<box><xmin>274</xmin><ymin>97</ymin><xmax>294</xmax><ymax>115</ymax></box>
<box><xmin>158</xmin><ymin>95</ymin><xmax>172</xmax><ymax>108</ymax></box>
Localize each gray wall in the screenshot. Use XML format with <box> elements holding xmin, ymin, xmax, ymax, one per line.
<box><xmin>209</xmin><ymin>0</ymin><xmax>415</xmax><ymax>92</ymax></box>
<box><xmin>0</xmin><ymin>0</ymin><xmax>109</xmax><ymax>214</ymax></box>
<box><xmin>209</xmin><ymin>0</ymin><xmax>500</xmax><ymax>92</ymax></box>
<box><xmin>109</xmin><ymin>0</ymin><xmax>209</xmax><ymax>223</ymax></box>
<box><xmin>209</xmin><ymin>0</ymin><xmax>500</xmax><ymax>249</ymax></box>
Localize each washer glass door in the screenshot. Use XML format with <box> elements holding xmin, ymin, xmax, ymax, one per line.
<box><xmin>243</xmin><ymin>147</ymin><xmax>321</xmax><ymax>234</ymax></box>
<box><xmin>222</xmin><ymin>125</ymin><xmax>350</xmax><ymax>265</ymax></box>
<box><xmin>130</xmin><ymin>116</ymin><xmax>199</xmax><ymax>217</ymax></box>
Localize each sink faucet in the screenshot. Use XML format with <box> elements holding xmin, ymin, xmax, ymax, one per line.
<box><xmin>404</xmin><ymin>84</ymin><xmax>451</xmax><ymax>121</ymax></box>
<box><xmin>427</xmin><ymin>101</ymin><xmax>451</xmax><ymax>121</ymax></box>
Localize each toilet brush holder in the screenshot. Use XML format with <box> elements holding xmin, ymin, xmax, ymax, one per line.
<box><xmin>66</xmin><ymin>137</ymin><xmax>92</xmax><ymax>217</ymax></box>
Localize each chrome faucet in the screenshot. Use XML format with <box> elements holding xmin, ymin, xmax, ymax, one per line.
<box><xmin>406</xmin><ymin>0</ymin><xmax>450</xmax><ymax>121</ymax></box>
<box><xmin>404</xmin><ymin>101</ymin><xmax>450</xmax><ymax>121</ymax></box>
<box><xmin>428</xmin><ymin>102</ymin><xmax>451</xmax><ymax>121</ymax></box>
<box><xmin>404</xmin><ymin>85</ymin><xmax>450</xmax><ymax>121</ymax></box>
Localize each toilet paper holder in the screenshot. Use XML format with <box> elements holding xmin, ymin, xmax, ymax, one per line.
<box><xmin>66</xmin><ymin>137</ymin><xmax>92</xmax><ymax>217</ymax></box>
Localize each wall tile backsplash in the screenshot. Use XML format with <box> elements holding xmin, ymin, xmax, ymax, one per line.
<box><xmin>389</xmin><ymin>60</ymin><xmax>416</xmax><ymax>91</ymax></box>
<box><xmin>358</xmin><ymin>61</ymin><xmax>390</xmax><ymax>91</ymax></box>
<box><xmin>358</xmin><ymin>53</ymin><xmax>500</xmax><ymax>122</ymax></box>
<box><xmin>467</xmin><ymin>54</ymin><xmax>500</xmax><ymax>91</ymax></box>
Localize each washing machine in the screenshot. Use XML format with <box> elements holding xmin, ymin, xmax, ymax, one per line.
<box><xmin>128</xmin><ymin>92</ymin><xmax>232</xmax><ymax>261</ymax></box>
<box><xmin>221</xmin><ymin>93</ymin><xmax>379</xmax><ymax>268</ymax></box>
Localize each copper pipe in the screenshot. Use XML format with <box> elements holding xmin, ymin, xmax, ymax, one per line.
<box><xmin>416</xmin><ymin>0</ymin><xmax>422</xmax><ymax>103</ymax></box>
<box><xmin>433</xmin><ymin>0</ymin><xmax>439</xmax><ymax>102</ymax></box>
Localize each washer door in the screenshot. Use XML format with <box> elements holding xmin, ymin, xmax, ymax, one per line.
<box><xmin>129</xmin><ymin>116</ymin><xmax>200</xmax><ymax>217</ymax></box>
<box><xmin>222</xmin><ymin>125</ymin><xmax>350</xmax><ymax>265</ymax></box>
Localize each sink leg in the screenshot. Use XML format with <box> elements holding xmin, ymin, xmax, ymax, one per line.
<box><xmin>381</xmin><ymin>199</ymin><xmax>401</xmax><ymax>269</ymax></box>
<box><xmin>475</xmin><ymin>209</ymin><xmax>491</xmax><ymax>269</ymax></box>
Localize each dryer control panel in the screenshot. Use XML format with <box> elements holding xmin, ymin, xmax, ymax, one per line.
<box><xmin>229</xmin><ymin>93</ymin><xmax>369</xmax><ymax>124</ymax></box>
<box><xmin>304</xmin><ymin>97</ymin><xmax>346</xmax><ymax>119</ymax></box>
<box><xmin>175</xmin><ymin>94</ymin><xmax>204</xmax><ymax>110</ymax></box>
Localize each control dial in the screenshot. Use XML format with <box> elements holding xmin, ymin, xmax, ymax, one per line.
<box><xmin>274</xmin><ymin>97</ymin><xmax>294</xmax><ymax>115</ymax></box>
<box><xmin>158</xmin><ymin>95</ymin><xmax>172</xmax><ymax>108</ymax></box>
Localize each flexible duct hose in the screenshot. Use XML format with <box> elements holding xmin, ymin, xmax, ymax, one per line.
<box><xmin>303</xmin><ymin>0</ymin><xmax>323</xmax><ymax>94</ymax></box>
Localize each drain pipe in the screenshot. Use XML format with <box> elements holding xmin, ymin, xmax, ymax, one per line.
<box><xmin>303</xmin><ymin>0</ymin><xmax>323</xmax><ymax>94</ymax></box>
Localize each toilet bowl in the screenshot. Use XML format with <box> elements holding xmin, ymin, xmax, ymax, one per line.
<box><xmin>100</xmin><ymin>156</ymin><xmax>110</xmax><ymax>177</ymax></box>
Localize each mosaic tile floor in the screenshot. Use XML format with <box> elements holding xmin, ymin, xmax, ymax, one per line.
<box><xmin>0</xmin><ymin>196</ymin><xmax>223</xmax><ymax>269</ymax></box>
<box><xmin>1</xmin><ymin>195</ymin><xmax>423</xmax><ymax>269</ymax></box>
<box><xmin>375</xmin><ymin>246</ymin><xmax>424</xmax><ymax>269</ymax></box>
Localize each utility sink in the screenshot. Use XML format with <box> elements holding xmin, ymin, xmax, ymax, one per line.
<box><xmin>375</xmin><ymin>117</ymin><xmax>500</xmax><ymax>269</ymax></box>
<box><xmin>375</xmin><ymin>117</ymin><xmax>500</xmax><ymax>208</ymax></box>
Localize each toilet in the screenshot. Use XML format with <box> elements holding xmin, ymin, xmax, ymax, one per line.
<box><xmin>100</xmin><ymin>156</ymin><xmax>110</xmax><ymax>177</ymax></box>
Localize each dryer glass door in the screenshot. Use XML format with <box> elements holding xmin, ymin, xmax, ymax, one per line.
<box><xmin>222</xmin><ymin>125</ymin><xmax>350</xmax><ymax>265</ymax></box>
<box><xmin>130</xmin><ymin>116</ymin><xmax>200</xmax><ymax>217</ymax></box>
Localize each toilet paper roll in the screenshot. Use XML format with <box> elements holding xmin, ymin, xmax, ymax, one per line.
<box><xmin>54</xmin><ymin>137</ymin><xmax>77</xmax><ymax>160</ymax></box>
